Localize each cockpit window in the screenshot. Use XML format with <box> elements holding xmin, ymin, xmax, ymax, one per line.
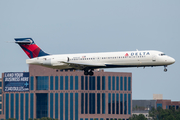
<box><xmin>159</xmin><ymin>53</ymin><xmax>166</xmax><ymax>56</ymax></box>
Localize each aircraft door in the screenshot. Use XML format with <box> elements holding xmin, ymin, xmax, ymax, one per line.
<box><xmin>152</xmin><ymin>56</ymin><xmax>156</xmax><ymax>61</ymax></box>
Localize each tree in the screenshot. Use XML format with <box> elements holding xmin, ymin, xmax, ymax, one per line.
<box><xmin>129</xmin><ymin>114</ymin><xmax>147</xmax><ymax>120</ymax></box>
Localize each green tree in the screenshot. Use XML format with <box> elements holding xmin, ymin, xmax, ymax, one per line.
<box><xmin>129</xmin><ymin>114</ymin><xmax>147</xmax><ymax>120</ymax></box>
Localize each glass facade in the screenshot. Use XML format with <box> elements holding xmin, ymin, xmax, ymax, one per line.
<box><xmin>20</xmin><ymin>93</ymin><xmax>24</xmax><ymax>120</ymax></box>
<box><xmin>30</xmin><ymin>93</ymin><xmax>34</xmax><ymax>119</ymax></box>
<box><xmin>36</xmin><ymin>76</ymin><xmax>49</xmax><ymax>90</ymax></box>
<box><xmin>81</xmin><ymin>93</ymin><xmax>84</xmax><ymax>114</ymax></box>
<box><xmin>60</xmin><ymin>76</ymin><xmax>63</xmax><ymax>90</ymax></box>
<box><xmin>70</xmin><ymin>76</ymin><xmax>73</xmax><ymax>90</ymax></box>
<box><xmin>11</xmin><ymin>93</ymin><xmax>14</xmax><ymax>118</ymax></box>
<box><xmin>36</xmin><ymin>94</ymin><xmax>48</xmax><ymax>118</ymax></box>
<box><xmin>97</xmin><ymin>93</ymin><xmax>100</xmax><ymax>114</ymax></box>
<box><xmin>70</xmin><ymin>93</ymin><xmax>73</xmax><ymax>120</ymax></box>
<box><xmin>55</xmin><ymin>93</ymin><xmax>58</xmax><ymax>119</ymax></box>
<box><xmin>128</xmin><ymin>77</ymin><xmax>131</xmax><ymax>91</ymax></box>
<box><xmin>102</xmin><ymin>93</ymin><xmax>105</xmax><ymax>114</ymax></box>
<box><xmin>30</xmin><ymin>76</ymin><xmax>34</xmax><ymax>90</ymax></box>
<box><xmin>112</xmin><ymin>76</ymin><xmax>115</xmax><ymax>90</ymax></box>
<box><xmin>50</xmin><ymin>76</ymin><xmax>53</xmax><ymax>90</ymax></box>
<box><xmin>65</xmin><ymin>93</ymin><xmax>68</xmax><ymax>120</ymax></box>
<box><xmin>97</xmin><ymin>76</ymin><xmax>100</xmax><ymax>90</ymax></box>
<box><xmin>50</xmin><ymin>93</ymin><xmax>53</xmax><ymax>118</ymax></box>
<box><xmin>55</xmin><ymin>76</ymin><xmax>58</xmax><ymax>90</ymax></box>
<box><xmin>89</xmin><ymin>93</ymin><xmax>95</xmax><ymax>114</ymax></box>
<box><xmin>60</xmin><ymin>93</ymin><xmax>63</xmax><ymax>120</ymax></box>
<box><xmin>124</xmin><ymin>77</ymin><xmax>127</xmax><ymax>91</ymax></box>
<box><xmin>15</xmin><ymin>93</ymin><xmax>19</xmax><ymax>120</ymax></box>
<box><xmin>108</xmin><ymin>93</ymin><xmax>111</xmax><ymax>114</ymax></box>
<box><xmin>65</xmin><ymin>76</ymin><xmax>68</xmax><ymax>90</ymax></box>
<box><xmin>25</xmin><ymin>93</ymin><xmax>29</xmax><ymax>120</ymax></box>
<box><xmin>108</xmin><ymin>76</ymin><xmax>111</xmax><ymax>90</ymax></box>
<box><xmin>81</xmin><ymin>76</ymin><xmax>84</xmax><ymax>90</ymax></box>
<box><xmin>102</xmin><ymin>76</ymin><xmax>105</xmax><ymax>90</ymax></box>
<box><xmin>6</xmin><ymin>94</ymin><xmax>9</xmax><ymax>120</ymax></box>
<box><xmin>75</xmin><ymin>76</ymin><xmax>78</xmax><ymax>90</ymax></box>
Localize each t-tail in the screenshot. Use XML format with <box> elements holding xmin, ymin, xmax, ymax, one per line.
<box><xmin>15</xmin><ymin>38</ymin><xmax>49</xmax><ymax>59</ymax></box>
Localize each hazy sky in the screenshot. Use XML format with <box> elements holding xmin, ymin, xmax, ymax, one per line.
<box><xmin>0</xmin><ymin>1</ymin><xmax>179</xmax><ymax>100</ymax></box>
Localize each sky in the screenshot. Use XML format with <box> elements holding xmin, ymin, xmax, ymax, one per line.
<box><xmin>0</xmin><ymin>0</ymin><xmax>179</xmax><ymax>100</ymax></box>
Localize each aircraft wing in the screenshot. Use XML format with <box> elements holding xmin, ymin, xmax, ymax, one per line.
<box><xmin>60</xmin><ymin>61</ymin><xmax>106</xmax><ymax>70</ymax></box>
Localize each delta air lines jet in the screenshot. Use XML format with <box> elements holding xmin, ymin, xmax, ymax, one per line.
<box><xmin>15</xmin><ymin>38</ymin><xmax>175</xmax><ymax>75</ymax></box>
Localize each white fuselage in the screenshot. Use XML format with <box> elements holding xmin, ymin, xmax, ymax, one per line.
<box><xmin>26</xmin><ymin>50</ymin><xmax>175</xmax><ymax>70</ymax></box>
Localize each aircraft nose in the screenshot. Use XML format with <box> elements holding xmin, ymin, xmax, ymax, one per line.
<box><xmin>168</xmin><ymin>57</ymin><xmax>175</xmax><ymax>64</ymax></box>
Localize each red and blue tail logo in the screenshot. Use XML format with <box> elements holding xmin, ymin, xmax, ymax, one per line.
<box><xmin>15</xmin><ymin>38</ymin><xmax>49</xmax><ymax>59</ymax></box>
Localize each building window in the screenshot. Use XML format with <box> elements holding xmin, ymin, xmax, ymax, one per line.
<box><xmin>102</xmin><ymin>93</ymin><xmax>105</xmax><ymax>114</ymax></box>
<box><xmin>60</xmin><ymin>76</ymin><xmax>63</xmax><ymax>90</ymax></box>
<box><xmin>120</xmin><ymin>77</ymin><xmax>123</xmax><ymax>91</ymax></box>
<box><xmin>112</xmin><ymin>93</ymin><xmax>115</xmax><ymax>114</ymax></box>
<box><xmin>176</xmin><ymin>106</ymin><xmax>179</xmax><ymax>110</ymax></box>
<box><xmin>55</xmin><ymin>93</ymin><xmax>58</xmax><ymax>119</ymax></box>
<box><xmin>97</xmin><ymin>93</ymin><xmax>100</xmax><ymax>114</ymax></box>
<box><xmin>89</xmin><ymin>93</ymin><xmax>95</xmax><ymax>114</ymax></box>
<box><xmin>60</xmin><ymin>93</ymin><xmax>63</xmax><ymax>120</ymax></box>
<box><xmin>116</xmin><ymin>76</ymin><xmax>119</xmax><ymax>90</ymax></box>
<box><xmin>65</xmin><ymin>93</ymin><xmax>68</xmax><ymax>120</ymax></box>
<box><xmin>124</xmin><ymin>77</ymin><xmax>127</xmax><ymax>91</ymax></box>
<box><xmin>128</xmin><ymin>94</ymin><xmax>131</xmax><ymax>114</ymax></box>
<box><xmin>75</xmin><ymin>93</ymin><xmax>78</xmax><ymax>120</ymax></box>
<box><xmin>85</xmin><ymin>76</ymin><xmax>88</xmax><ymax>90</ymax></box>
<box><xmin>89</xmin><ymin>76</ymin><xmax>95</xmax><ymax>90</ymax></box>
<box><xmin>108</xmin><ymin>76</ymin><xmax>111</xmax><ymax>90</ymax></box>
<box><xmin>36</xmin><ymin>76</ymin><xmax>49</xmax><ymax>90</ymax></box>
<box><xmin>70</xmin><ymin>76</ymin><xmax>73</xmax><ymax>90</ymax></box>
<box><xmin>0</xmin><ymin>89</ymin><xmax>2</xmax><ymax>94</ymax></box>
<box><xmin>70</xmin><ymin>93</ymin><xmax>73</xmax><ymax>120</ymax></box>
<box><xmin>25</xmin><ymin>93</ymin><xmax>29</xmax><ymax>120</ymax></box>
<box><xmin>116</xmin><ymin>93</ymin><xmax>119</xmax><ymax>114</ymax></box>
<box><xmin>124</xmin><ymin>94</ymin><xmax>127</xmax><ymax>114</ymax></box>
<box><xmin>6</xmin><ymin>94</ymin><xmax>9</xmax><ymax>120</ymax></box>
<box><xmin>11</xmin><ymin>94</ymin><xmax>14</xmax><ymax>118</ymax></box>
<box><xmin>20</xmin><ymin>93</ymin><xmax>24</xmax><ymax>120</ymax></box>
<box><xmin>55</xmin><ymin>76</ymin><xmax>58</xmax><ymax>90</ymax></box>
<box><xmin>102</xmin><ymin>76</ymin><xmax>105</xmax><ymax>90</ymax></box>
<box><xmin>81</xmin><ymin>93</ymin><xmax>84</xmax><ymax>114</ymax></box>
<box><xmin>128</xmin><ymin>77</ymin><xmax>131</xmax><ymax>91</ymax></box>
<box><xmin>112</xmin><ymin>76</ymin><xmax>115</xmax><ymax>90</ymax></box>
<box><xmin>85</xmin><ymin>93</ymin><xmax>88</xmax><ymax>114</ymax></box>
<box><xmin>0</xmin><ymin>96</ymin><xmax>1</xmax><ymax>102</ymax></box>
<box><xmin>81</xmin><ymin>76</ymin><xmax>84</xmax><ymax>90</ymax></box>
<box><xmin>0</xmin><ymin>82</ymin><xmax>2</xmax><ymax>87</ymax></box>
<box><xmin>50</xmin><ymin>93</ymin><xmax>53</xmax><ymax>118</ymax></box>
<box><xmin>30</xmin><ymin>93</ymin><xmax>34</xmax><ymax>119</ymax></box>
<box><xmin>16</xmin><ymin>94</ymin><xmax>19</xmax><ymax>120</ymax></box>
<box><xmin>120</xmin><ymin>94</ymin><xmax>123</xmax><ymax>114</ymax></box>
<box><xmin>108</xmin><ymin>93</ymin><xmax>111</xmax><ymax>114</ymax></box>
<box><xmin>75</xmin><ymin>76</ymin><xmax>78</xmax><ymax>90</ymax></box>
<box><xmin>97</xmin><ymin>76</ymin><xmax>100</xmax><ymax>90</ymax></box>
<box><xmin>50</xmin><ymin>76</ymin><xmax>53</xmax><ymax>90</ymax></box>
<box><xmin>36</xmin><ymin>94</ymin><xmax>48</xmax><ymax>118</ymax></box>
<box><xmin>65</xmin><ymin>76</ymin><xmax>68</xmax><ymax>90</ymax></box>
<box><xmin>30</xmin><ymin>76</ymin><xmax>34</xmax><ymax>90</ymax></box>
<box><xmin>157</xmin><ymin>103</ymin><xmax>162</xmax><ymax>108</ymax></box>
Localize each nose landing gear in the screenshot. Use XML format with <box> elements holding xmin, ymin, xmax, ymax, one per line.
<box><xmin>164</xmin><ymin>65</ymin><xmax>167</xmax><ymax>72</ymax></box>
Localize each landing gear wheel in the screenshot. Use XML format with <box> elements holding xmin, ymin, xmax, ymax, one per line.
<box><xmin>89</xmin><ymin>71</ymin><xmax>94</xmax><ymax>76</ymax></box>
<box><xmin>84</xmin><ymin>71</ymin><xmax>88</xmax><ymax>75</ymax></box>
<box><xmin>164</xmin><ymin>65</ymin><xmax>167</xmax><ymax>72</ymax></box>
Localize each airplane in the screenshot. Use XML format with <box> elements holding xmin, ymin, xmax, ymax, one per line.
<box><xmin>14</xmin><ymin>38</ymin><xmax>175</xmax><ymax>76</ymax></box>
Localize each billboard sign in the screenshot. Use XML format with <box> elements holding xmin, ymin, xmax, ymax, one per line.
<box><xmin>4</xmin><ymin>72</ymin><xmax>29</xmax><ymax>92</ymax></box>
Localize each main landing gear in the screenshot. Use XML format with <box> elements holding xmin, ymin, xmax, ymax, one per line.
<box><xmin>84</xmin><ymin>69</ymin><xmax>94</xmax><ymax>76</ymax></box>
<box><xmin>164</xmin><ymin>65</ymin><xmax>167</xmax><ymax>72</ymax></box>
